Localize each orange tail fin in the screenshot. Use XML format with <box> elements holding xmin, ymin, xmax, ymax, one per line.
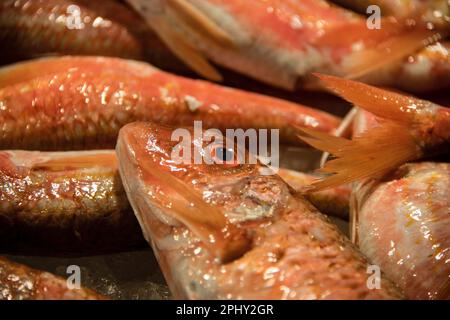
<box><xmin>126</xmin><ymin>0</ymin><xmax>231</xmax><ymax>82</ymax></box>
<box><xmin>315</xmin><ymin>73</ymin><xmax>438</xmax><ymax>123</ymax></box>
<box><xmin>343</xmin><ymin>26</ymin><xmax>445</xmax><ymax>79</ymax></box>
<box><xmin>167</xmin><ymin>0</ymin><xmax>235</xmax><ymax>48</ymax></box>
<box><xmin>150</xmin><ymin>17</ymin><xmax>223</xmax><ymax>82</ymax></box>
<box><xmin>297</xmin><ymin>124</ymin><xmax>421</xmax><ymax>192</ymax></box>
<box><xmin>316</xmin><ymin>15</ymin><xmax>447</xmax><ymax>79</ymax></box>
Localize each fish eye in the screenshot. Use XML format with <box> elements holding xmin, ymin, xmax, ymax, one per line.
<box><xmin>204</xmin><ymin>145</ymin><xmax>254</xmax><ymax>175</ymax></box>
<box><xmin>214</xmin><ymin>147</ymin><xmax>234</xmax><ymax>163</ymax></box>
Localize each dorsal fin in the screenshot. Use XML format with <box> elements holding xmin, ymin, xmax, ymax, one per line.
<box><xmin>315</xmin><ymin>73</ymin><xmax>438</xmax><ymax>123</ymax></box>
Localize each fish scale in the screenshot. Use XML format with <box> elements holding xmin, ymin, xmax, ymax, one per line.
<box><xmin>0</xmin><ymin>0</ymin><xmax>189</xmax><ymax>73</ymax></box>
<box><xmin>0</xmin><ymin>150</ymin><xmax>144</xmax><ymax>252</ymax></box>
<box><xmin>296</xmin><ymin>76</ymin><xmax>450</xmax><ymax>299</ymax></box>
<box><xmin>0</xmin><ymin>0</ymin><xmax>144</xmax><ymax>58</ymax></box>
<box><xmin>0</xmin><ymin>56</ymin><xmax>339</xmax><ymax>151</ymax></box>
<box><xmin>354</xmin><ymin>161</ymin><xmax>450</xmax><ymax>299</ymax></box>
<box><xmin>0</xmin><ymin>256</ymin><xmax>104</xmax><ymax>299</ymax></box>
<box><xmin>127</xmin><ymin>0</ymin><xmax>450</xmax><ymax>91</ymax></box>
<box><xmin>116</xmin><ymin>121</ymin><xmax>403</xmax><ymax>299</ymax></box>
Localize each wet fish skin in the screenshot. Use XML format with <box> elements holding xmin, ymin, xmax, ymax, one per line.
<box><xmin>127</xmin><ymin>0</ymin><xmax>449</xmax><ymax>92</ymax></box>
<box><xmin>351</xmin><ymin>110</ymin><xmax>450</xmax><ymax>300</ymax></box>
<box><xmin>354</xmin><ymin>162</ymin><xmax>450</xmax><ymax>300</ymax></box>
<box><xmin>278</xmin><ymin>168</ymin><xmax>351</xmax><ymax>219</ymax></box>
<box><xmin>360</xmin><ymin>42</ymin><xmax>450</xmax><ymax>93</ymax></box>
<box><xmin>116</xmin><ymin>122</ymin><xmax>403</xmax><ymax>299</ymax></box>
<box><xmin>293</xmin><ymin>77</ymin><xmax>450</xmax><ymax>299</ymax></box>
<box><xmin>0</xmin><ymin>0</ymin><xmax>186</xmax><ymax>72</ymax></box>
<box><xmin>0</xmin><ymin>256</ymin><xmax>104</xmax><ymax>300</ymax></box>
<box><xmin>0</xmin><ymin>56</ymin><xmax>339</xmax><ymax>150</ymax></box>
<box><xmin>0</xmin><ymin>0</ymin><xmax>144</xmax><ymax>58</ymax></box>
<box><xmin>0</xmin><ymin>150</ymin><xmax>144</xmax><ymax>253</ymax></box>
<box><xmin>0</xmin><ymin>147</ymin><xmax>348</xmax><ymax>252</ymax></box>
<box><xmin>332</xmin><ymin>0</ymin><xmax>449</xmax><ymax>23</ymax></box>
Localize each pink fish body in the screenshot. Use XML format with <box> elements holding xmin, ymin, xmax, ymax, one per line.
<box><xmin>0</xmin><ymin>257</ymin><xmax>104</xmax><ymax>300</ymax></box>
<box><xmin>127</xmin><ymin>0</ymin><xmax>450</xmax><ymax>92</ymax></box>
<box><xmin>0</xmin><ymin>149</ymin><xmax>143</xmax><ymax>252</ymax></box>
<box><xmin>116</xmin><ymin>121</ymin><xmax>403</xmax><ymax>299</ymax></box>
<box><xmin>0</xmin><ymin>56</ymin><xmax>338</xmax><ymax>150</ymax></box>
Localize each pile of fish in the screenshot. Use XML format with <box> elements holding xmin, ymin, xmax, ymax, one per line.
<box><xmin>0</xmin><ymin>0</ymin><xmax>448</xmax><ymax>300</ymax></box>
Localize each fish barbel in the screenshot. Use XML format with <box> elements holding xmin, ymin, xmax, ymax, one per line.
<box><xmin>116</xmin><ymin>121</ymin><xmax>403</xmax><ymax>299</ymax></box>
<box><xmin>0</xmin><ymin>256</ymin><xmax>104</xmax><ymax>299</ymax></box>
<box><xmin>0</xmin><ymin>150</ymin><xmax>143</xmax><ymax>252</ymax></box>
<box><xmin>126</xmin><ymin>0</ymin><xmax>449</xmax><ymax>91</ymax></box>
<box><xmin>0</xmin><ymin>56</ymin><xmax>339</xmax><ymax>150</ymax></box>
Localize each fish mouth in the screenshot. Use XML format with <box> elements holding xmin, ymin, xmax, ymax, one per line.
<box><xmin>117</xmin><ymin>122</ymin><xmax>253</xmax><ymax>263</ymax></box>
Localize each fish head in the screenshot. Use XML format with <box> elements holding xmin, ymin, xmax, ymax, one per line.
<box><xmin>116</xmin><ymin>122</ymin><xmax>291</xmax><ymax>262</ymax></box>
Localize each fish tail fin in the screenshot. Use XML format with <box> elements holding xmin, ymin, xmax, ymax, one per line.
<box><xmin>297</xmin><ymin>123</ymin><xmax>421</xmax><ymax>192</ymax></box>
<box><xmin>167</xmin><ymin>0</ymin><xmax>235</xmax><ymax>48</ymax></box>
<box><xmin>314</xmin><ymin>73</ymin><xmax>431</xmax><ymax>124</ymax></box>
<box><xmin>128</xmin><ymin>0</ymin><xmax>236</xmax><ymax>81</ymax></box>
<box><xmin>149</xmin><ymin>17</ymin><xmax>223</xmax><ymax>81</ymax></box>
<box><xmin>315</xmin><ymin>13</ymin><xmax>449</xmax><ymax>79</ymax></box>
<box><xmin>343</xmin><ymin>24</ymin><xmax>445</xmax><ymax>79</ymax></box>
<box><xmin>320</xmin><ymin>106</ymin><xmax>358</xmax><ymax>167</ymax></box>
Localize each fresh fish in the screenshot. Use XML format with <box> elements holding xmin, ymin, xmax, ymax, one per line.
<box><xmin>332</xmin><ymin>1</ymin><xmax>450</xmax><ymax>93</ymax></box>
<box><xmin>354</xmin><ymin>160</ymin><xmax>450</xmax><ymax>299</ymax></box>
<box><xmin>0</xmin><ymin>150</ymin><xmax>143</xmax><ymax>252</ymax></box>
<box><xmin>351</xmin><ymin>111</ymin><xmax>450</xmax><ymax>300</ymax></box>
<box><xmin>332</xmin><ymin>0</ymin><xmax>449</xmax><ymax>24</ymax></box>
<box><xmin>0</xmin><ymin>0</ymin><xmax>186</xmax><ymax>73</ymax></box>
<box><xmin>351</xmin><ymin>110</ymin><xmax>450</xmax><ymax>300</ymax></box>
<box><xmin>0</xmin><ymin>56</ymin><xmax>339</xmax><ymax>150</ymax></box>
<box><xmin>359</xmin><ymin>41</ymin><xmax>450</xmax><ymax>93</ymax></box>
<box><xmin>297</xmin><ymin>74</ymin><xmax>450</xmax><ymax>191</ymax></box>
<box><xmin>126</xmin><ymin>0</ymin><xmax>448</xmax><ymax>91</ymax></box>
<box><xmin>0</xmin><ymin>256</ymin><xmax>104</xmax><ymax>300</ymax></box>
<box><xmin>0</xmin><ymin>147</ymin><xmax>345</xmax><ymax>252</ymax></box>
<box><xmin>115</xmin><ymin>121</ymin><xmax>403</xmax><ymax>299</ymax></box>
<box><xmin>297</xmin><ymin>78</ymin><xmax>450</xmax><ymax>299</ymax></box>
